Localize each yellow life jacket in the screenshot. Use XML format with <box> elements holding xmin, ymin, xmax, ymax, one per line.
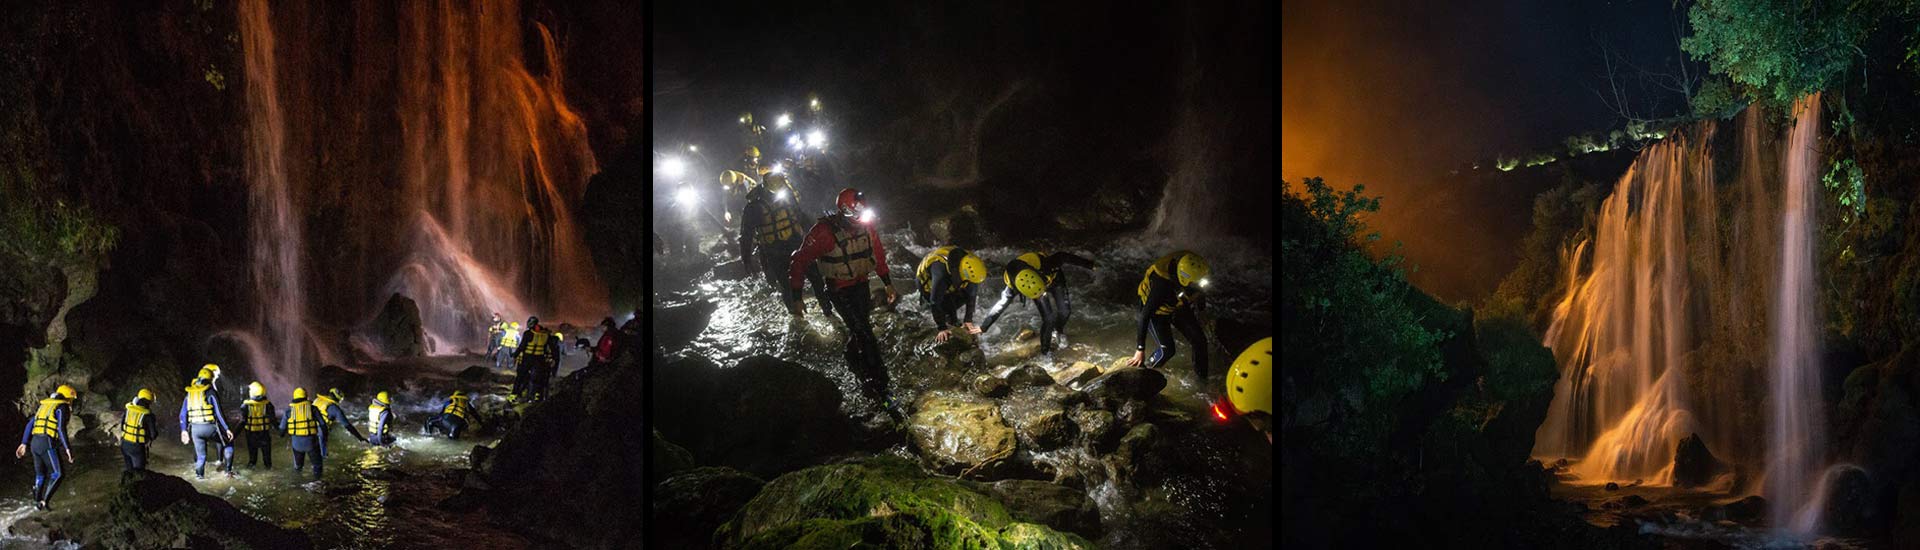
<box><xmin>816</xmin><ymin>217</ymin><xmax>875</xmax><ymax>282</ymax></box>
<box><xmin>443</xmin><ymin>397</ymin><xmax>471</xmax><ymax>420</ymax></box>
<box><xmin>123</xmin><ymin>404</ymin><xmax>151</xmax><ymax>443</ymax></box>
<box><xmin>520</xmin><ymin>329</ymin><xmax>552</xmax><ymax>356</ymax></box>
<box><xmin>915</xmin><ymin>246</ymin><xmax>974</xmax><ymax>294</ymax></box>
<box><xmin>185</xmin><ymin>384</ymin><xmax>216</xmax><ymax>424</ymax></box>
<box><xmin>1002</xmin><ymin>252</ymin><xmax>1057</xmax><ymax>290</ymax></box>
<box><xmin>489</xmin><ymin>321</ymin><xmax>506</xmax><ymax>334</ymax></box>
<box><xmin>286</xmin><ymin>401</ymin><xmax>319</xmax><ymax>436</ymax></box>
<box><xmin>368</xmin><ymin>403</ymin><xmax>389</xmax><ymax>434</ymax></box>
<box><xmin>1137</xmin><ymin>252</ymin><xmax>1193</xmax><ymax>315</ymax></box>
<box><xmin>243</xmin><ymin>399</ymin><xmax>273</xmax><ymax>432</ymax></box>
<box><xmin>500</xmin><ymin>329</ymin><xmax>522</xmax><ymax>349</ymax></box>
<box><xmin>31</xmin><ymin>398</ymin><xmax>68</xmax><ymax>437</ymax></box>
<box><xmin>312</xmin><ymin>395</ymin><xmax>337</xmax><ymax>428</ymax></box>
<box><xmin>750</xmin><ymin>195</ymin><xmax>801</xmax><ymax>246</ymax></box>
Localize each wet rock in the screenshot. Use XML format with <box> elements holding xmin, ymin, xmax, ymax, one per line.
<box><xmin>984</xmin><ymin>479</ymin><xmax>1102</xmax><ymax>539</ymax></box>
<box><xmin>1604</xmin><ymin>482</ymin><xmax>1620</xmax><ymax>491</ymax></box>
<box><xmin>973</xmin><ymin>374</ymin><xmax>1011</xmax><ymax>398</ymax></box>
<box><xmin>468</xmin><ymin>444</ymin><xmax>493</xmax><ymax>471</ymax></box>
<box><xmin>1107</xmin><ymin>423</ymin><xmax>1159</xmax><ymax>478</ymax></box>
<box><xmin>654</xmin><ymin>467</ymin><xmax>767</xmax><ymax>550</ymax></box>
<box><xmin>1724</xmin><ymin>495</ymin><xmax>1767</xmax><ymax>522</ymax></box>
<box><xmin>1000</xmin><ymin>522</ymin><xmax>1096</xmax><ymax>550</ymax></box>
<box><xmin>654</xmin><ymin>298</ymin><xmax>717</xmax><ymax>351</ymax></box>
<box><xmin>1115</xmin><ymin>399</ymin><xmax>1150</xmax><ymax>425</ymax></box>
<box><xmin>653</xmin><ymin>429</ymin><xmax>696</xmax><ymax>479</ymax></box>
<box><xmin>1015</xmin><ymin>328</ymin><xmax>1037</xmax><ymax>342</ymax></box>
<box><xmin>910</xmin><ymin>393</ymin><xmax>1016</xmax><ymax>474</ymax></box>
<box><xmin>1602</xmin><ymin>494</ymin><xmax>1648</xmax><ymax>509</ymax></box>
<box><xmin>716</xmin><ymin>457</ymin><xmax>1091</xmax><ymax>549</ymax></box>
<box><xmin>483</xmin><ymin>353</ymin><xmax>645</xmax><ymax>549</ymax></box>
<box><xmin>86</xmin><ymin>469</ymin><xmax>312</xmax><ymax>549</ymax></box>
<box><xmin>1819</xmin><ymin>465</ymin><xmax>1877</xmax><ymax>536</ymax></box>
<box><xmin>1052</xmin><ymin>361</ymin><xmax>1103</xmax><ymax>388</ymax></box>
<box><xmin>366</xmin><ymin>292</ymin><xmax>427</xmax><ymax>358</ymax></box>
<box><xmin>1007</xmin><ymin>364</ymin><xmax>1053</xmax><ymax>387</ymax></box>
<box><xmin>456</xmin><ymin>365</ymin><xmax>489</xmax><ymax>382</ymax></box>
<box><xmin>1014</xmin><ymin>408</ymin><xmax>1077</xmax><ymax>450</ymax></box>
<box><xmin>1073</xmin><ymin>409</ymin><xmax>1121</xmax><ymax>452</ymax></box>
<box><xmin>652</xmin><ymin>355</ymin><xmax>853</xmax><ymax>479</ymax></box>
<box><xmin>1084</xmin><ymin>366</ymin><xmax>1167</xmax><ymax>408</ymax></box>
<box><xmin>1671</xmin><ymin>433</ymin><xmax>1726</xmax><ymax>488</ymax></box>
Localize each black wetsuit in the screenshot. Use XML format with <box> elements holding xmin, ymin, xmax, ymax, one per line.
<box><xmin>21</xmin><ymin>399</ymin><xmax>71</xmax><ymax>504</ymax></box>
<box><xmin>120</xmin><ymin>404</ymin><xmax>156</xmax><ymax>471</ymax></box>
<box><xmin>919</xmin><ymin>260</ymin><xmax>978</xmax><ymax>332</ymax></box>
<box><xmin>1137</xmin><ymin>273</ymin><xmax>1210</xmax><ymax>379</ymax></box>
<box><xmin>179</xmin><ymin>385</ymin><xmax>234</xmax><ymax>478</ymax></box>
<box><xmin>242</xmin><ymin>398</ymin><xmax>279</xmax><ymax>468</ymax></box>
<box><xmin>282</xmin><ymin>399</ymin><xmax>327</xmax><ymax>479</ymax></box>
<box><xmin>740</xmin><ymin>191</ymin><xmax>831</xmax><ymax>314</ymax></box>
<box><xmin>981</xmin><ymin>252</ymin><xmax>1095</xmax><ymax>355</ymax></box>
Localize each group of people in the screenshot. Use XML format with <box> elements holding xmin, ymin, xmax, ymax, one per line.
<box><xmin>486</xmin><ymin>310</ymin><xmax>639</xmax><ymax>403</ymax></box>
<box><xmin>16</xmin><ymin>364</ymin><xmax>480</xmax><ymax>511</ymax></box>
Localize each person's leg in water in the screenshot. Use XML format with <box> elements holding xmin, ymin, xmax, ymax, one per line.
<box><xmin>807</xmin><ymin>264</ymin><xmax>834</xmax><ymax>317</ymax></box>
<box><xmin>30</xmin><ymin>436</ymin><xmax>59</xmax><ymax>507</ymax></box>
<box><xmin>511</xmin><ymin>355</ymin><xmax>532</xmax><ymax>398</ymax></box>
<box><xmin>1171</xmin><ymin>307</ymin><xmax>1211</xmax><ymax>382</ymax></box>
<box><xmin>424</xmin><ymin>414</ymin><xmax>446</xmax><ymax>437</ymax></box>
<box><xmin>1054</xmin><ymin>284</ymin><xmax>1073</xmax><ymax>346</ymax></box>
<box><xmin>1145</xmin><ymin>314</ymin><xmax>1177</xmax><ymax>370</ymax></box>
<box><xmin>447</xmin><ymin>416</ymin><xmax>466</xmax><ymax>439</ymax></box>
<box><xmin>758</xmin><ymin>248</ymin><xmax>795</xmax><ymax>304</ymax></box>
<box><xmin>122</xmin><ymin>441</ymin><xmax>146</xmax><ymax>471</ymax></box>
<box><xmin>1035</xmin><ymin>296</ymin><xmax>1058</xmax><ymax>356</ymax></box>
<box><xmin>190</xmin><ymin>424</ymin><xmax>212</xmax><ymax>478</ymax></box>
<box><xmin>830</xmin><ymin>285</ymin><xmax>891</xmax><ymax>408</ymax></box>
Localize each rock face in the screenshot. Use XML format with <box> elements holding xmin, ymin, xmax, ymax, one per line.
<box><xmin>367</xmin><ymin>293</ymin><xmax>427</xmax><ymax>358</ymax></box>
<box><xmin>654</xmin><ymin>467</ymin><xmax>767</xmax><ymax>550</ymax></box>
<box><xmin>652</xmin><ymin>355</ymin><xmax>853</xmax><ymax>479</ymax></box>
<box><xmin>481</xmin><ymin>356</ymin><xmax>645</xmax><ymax>549</ymax></box>
<box><xmin>910</xmin><ymin>393</ymin><xmax>1016</xmax><ymax>474</ymax></box>
<box><xmin>1671</xmin><ymin>433</ymin><xmax>1726</xmax><ymax>488</ymax></box>
<box><xmin>980</xmin><ymin>479</ymin><xmax>1101</xmax><ymax>539</ymax></box>
<box><xmin>87</xmin><ymin>470</ymin><xmax>312</xmax><ymax>549</ymax></box>
<box><xmin>654</xmin><ymin>298</ymin><xmax>717</xmax><ymax>351</ymax></box>
<box><xmin>1820</xmin><ymin>465</ymin><xmax>1878</xmax><ymax>535</ymax></box>
<box><xmin>716</xmin><ymin>457</ymin><xmax>1092</xmax><ymax>549</ymax></box>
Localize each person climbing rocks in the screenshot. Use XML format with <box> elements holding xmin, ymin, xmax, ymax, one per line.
<box><xmin>541</xmin><ymin>329</ymin><xmax>564</xmax><ymax>400</ymax></box>
<box><xmin>739</xmin><ymin>174</ymin><xmax>832</xmax><ymax>317</ymax></box>
<box><xmin>281</xmin><ymin>388</ymin><xmax>326</xmax><ymax>480</ymax></box>
<box><xmin>120</xmin><ymin>388</ymin><xmax>157</xmax><ymax>472</ymax></box>
<box><xmin>495</xmin><ymin>321</ymin><xmax>523</xmax><ymax>371</ymax></box>
<box><xmin>1225</xmin><ymin>337</ymin><xmax>1272</xmax><ymax>444</ymax></box>
<box><xmin>788</xmin><ymin>187</ymin><xmax>902</xmax><ymax>419</ymax></box>
<box><xmin>16</xmin><ymin>385</ymin><xmax>75</xmax><ymax>510</ymax></box>
<box><xmin>180</xmin><ymin>374</ymin><xmax>235</xmax><ymax>479</ymax></box>
<box><xmin>512</xmin><ymin>317</ymin><xmax>557</xmax><ymax>402</ymax></box>
<box><xmin>587</xmin><ymin>317</ymin><xmax>619</xmax><ymax>369</ymax></box>
<box><xmin>424</xmin><ymin>390</ymin><xmax>472</xmax><ymax>439</ymax></box>
<box><xmin>486</xmin><ymin>312</ymin><xmax>506</xmax><ymax>356</ymax></box>
<box><xmin>979</xmin><ymin>251</ymin><xmax>1098</xmax><ymax>357</ymax></box>
<box><xmin>242</xmin><ymin>381</ymin><xmax>279</xmax><ymax>469</ymax></box>
<box><xmin>914</xmin><ymin>245</ymin><xmax>987</xmax><ymax>343</ymax></box>
<box><xmin>313</xmin><ymin>388</ymin><xmax>369</xmax><ymax>446</ymax></box>
<box><xmin>1124</xmin><ymin>250</ymin><xmax>1217</xmax><ymax>397</ymax></box>
<box><xmin>366</xmin><ymin>391</ymin><xmax>396</xmax><ymax>446</ymax></box>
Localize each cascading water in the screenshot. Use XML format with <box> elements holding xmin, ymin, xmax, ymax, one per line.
<box><xmin>1534</xmin><ymin>95</ymin><xmax>1828</xmax><ymax>519</ymax></box>
<box><xmin>1771</xmin><ymin>94</ymin><xmax>1825</xmax><ymax>534</ymax></box>
<box><xmin>238</xmin><ymin>0</ymin><xmax>303</xmax><ymax>397</ymax></box>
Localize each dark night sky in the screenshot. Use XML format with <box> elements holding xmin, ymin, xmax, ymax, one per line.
<box><xmin>1283</xmin><ymin>0</ymin><xmax>1690</xmax><ymax>299</ymax></box>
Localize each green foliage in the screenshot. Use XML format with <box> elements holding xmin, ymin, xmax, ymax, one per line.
<box><xmin>1495</xmin><ymin>157</ymin><xmax>1520</xmax><ymax>171</ymax></box>
<box><xmin>1682</xmin><ymin>0</ymin><xmax>1876</xmax><ymax>107</ymax></box>
<box><xmin>1485</xmin><ymin>181</ymin><xmax>1605</xmax><ymax>325</ymax></box>
<box><xmin>202</xmin><ymin>65</ymin><xmax>225</xmax><ymax>91</ymax></box>
<box><xmin>1690</xmin><ymin>76</ymin><xmax>1748</xmax><ymax>119</ymax></box>
<box><xmin>1824</xmin><ymin>157</ymin><xmax>1868</xmax><ymax>223</ymax></box>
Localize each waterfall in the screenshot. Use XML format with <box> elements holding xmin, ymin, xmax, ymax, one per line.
<box><xmin>1533</xmin><ymin>96</ymin><xmax>1827</xmax><ymax>506</ymax></box>
<box><xmin>1771</xmin><ymin>93</ymin><xmax>1824</xmax><ymax>534</ymax></box>
<box><xmin>237</xmin><ymin>0</ymin><xmax>304</xmax><ymax>397</ymax></box>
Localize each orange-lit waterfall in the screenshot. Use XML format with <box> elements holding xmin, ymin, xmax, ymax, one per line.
<box><xmin>1533</xmin><ymin>96</ymin><xmax>1829</xmax><ymax>533</ymax></box>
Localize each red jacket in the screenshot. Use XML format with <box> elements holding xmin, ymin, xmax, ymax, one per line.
<box><xmin>788</xmin><ymin>215</ymin><xmax>890</xmax><ymax>290</ymax></box>
<box><xmin>593</xmin><ymin>331</ymin><xmax>617</xmax><ymax>362</ymax></box>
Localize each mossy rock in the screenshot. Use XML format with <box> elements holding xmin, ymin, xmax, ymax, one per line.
<box><xmin>719</xmin><ymin>457</ymin><xmax>1090</xmax><ymax>549</ymax></box>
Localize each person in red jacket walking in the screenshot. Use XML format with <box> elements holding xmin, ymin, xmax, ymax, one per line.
<box><xmin>788</xmin><ymin>187</ymin><xmax>902</xmax><ymax>419</ymax></box>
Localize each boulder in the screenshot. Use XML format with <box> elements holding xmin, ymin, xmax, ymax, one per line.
<box><xmin>1052</xmin><ymin>362</ymin><xmax>1103</xmax><ymax>388</ymax></box>
<box><xmin>653</xmin><ymin>429</ymin><xmax>696</xmax><ymax>479</ymax></box>
<box><xmin>1007</xmin><ymin>364</ymin><xmax>1053</xmax><ymax>387</ymax></box>
<box><xmin>716</xmin><ymin>457</ymin><xmax>1091</xmax><ymax>549</ymax></box>
<box><xmin>1084</xmin><ymin>366</ymin><xmax>1167</xmax><ymax>407</ymax></box>
<box><xmin>85</xmin><ymin>469</ymin><xmax>312</xmax><ymax>549</ymax></box>
<box><xmin>468</xmin><ymin>444</ymin><xmax>493</xmax><ymax>471</ymax></box>
<box><xmin>1670</xmin><ymin>433</ymin><xmax>1725</xmax><ymax>488</ymax></box>
<box><xmin>1724</xmin><ymin>495</ymin><xmax>1767</xmax><ymax>522</ymax></box>
<box><xmin>1000</xmin><ymin>522</ymin><xmax>1097</xmax><ymax>550</ymax></box>
<box><xmin>983</xmin><ymin>480</ymin><xmax>1102</xmax><ymax>539</ymax></box>
<box><xmin>654</xmin><ymin>467</ymin><xmax>767</xmax><ymax>550</ymax></box>
<box><xmin>910</xmin><ymin>393</ymin><xmax>1017</xmax><ymax>474</ymax></box>
<box><xmin>1014</xmin><ymin>408</ymin><xmax>1077</xmax><ymax>451</ymax></box>
<box><xmin>1107</xmin><ymin>423</ymin><xmax>1159</xmax><ymax>478</ymax></box>
<box><xmin>482</xmin><ymin>356</ymin><xmax>645</xmax><ymax>549</ymax></box>
<box><xmin>1604</xmin><ymin>482</ymin><xmax>1619</xmax><ymax>491</ymax></box>
<box><xmin>1072</xmin><ymin>409</ymin><xmax>1121</xmax><ymax>452</ymax></box>
<box><xmin>973</xmin><ymin>374</ymin><xmax>1011</xmax><ymax>398</ymax></box>
<box><xmin>1819</xmin><ymin>465</ymin><xmax>1877</xmax><ymax>536</ymax></box>
<box><xmin>367</xmin><ymin>293</ymin><xmax>427</xmax><ymax>358</ymax></box>
<box><xmin>1115</xmin><ymin>399</ymin><xmax>1150</xmax><ymax>425</ymax></box>
<box><xmin>456</xmin><ymin>366</ymin><xmax>489</xmax><ymax>382</ymax></box>
<box><xmin>655</xmin><ymin>299</ymin><xmax>718</xmax><ymax>351</ymax></box>
<box><xmin>652</xmin><ymin>355</ymin><xmax>853</xmax><ymax>479</ymax></box>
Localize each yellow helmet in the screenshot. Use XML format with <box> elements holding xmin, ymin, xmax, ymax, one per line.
<box><xmin>743</xmin><ymin>146</ymin><xmax>761</xmax><ymax>160</ymax></box>
<box><xmin>54</xmin><ymin>385</ymin><xmax>76</xmax><ymax>400</ymax></box>
<box><xmin>451</xmin><ymin>390</ymin><xmax>467</xmax><ymax>398</ymax></box>
<box><xmin>1176</xmin><ymin>252</ymin><xmax>1210</xmax><ymax>287</ymax></box>
<box><xmin>328</xmin><ymin>388</ymin><xmax>345</xmax><ymax>402</ymax></box>
<box><xmin>292</xmin><ymin>387</ymin><xmax>308</xmax><ymax>400</ymax></box>
<box><xmin>199</xmin><ymin>363</ymin><xmax>220</xmax><ymax>380</ymax></box>
<box><xmin>739</xmin><ymin>112</ymin><xmax>754</xmax><ymax>125</ymax></box>
<box><xmin>1226</xmin><ymin>337</ymin><xmax>1272</xmax><ymax>415</ymax></box>
<box><xmin>957</xmin><ymin>254</ymin><xmax>987</xmax><ymax>285</ymax></box>
<box><xmin>763</xmin><ymin>173</ymin><xmax>794</xmax><ymax>197</ymax></box>
<box><xmin>248</xmin><ymin>381</ymin><xmax>267</xmax><ymax>399</ymax></box>
<box><xmin>137</xmin><ymin>388</ymin><xmax>155</xmax><ymax>402</ymax></box>
<box><xmin>375</xmin><ymin>391</ymin><xmax>390</xmax><ymax>405</ymax></box>
<box><xmin>1013</xmin><ymin>269</ymin><xmax>1048</xmax><ymax>300</ymax></box>
<box><xmin>510</xmin><ymin>322</ymin><xmax>523</xmax><ymax>330</ymax></box>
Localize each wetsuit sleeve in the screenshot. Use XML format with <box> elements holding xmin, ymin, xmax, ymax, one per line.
<box><xmin>1049</xmin><ymin>252</ymin><xmax>1097</xmax><ymax>272</ymax></box>
<box><xmin>868</xmin><ymin>225</ymin><xmax>890</xmax><ymax>279</ymax></box>
<box><xmin>332</xmin><ymin>406</ymin><xmax>367</xmax><ymax>440</ymax></box>
<box><xmin>964</xmin><ymin>284</ymin><xmax>977</xmax><ymax>324</ymax></box>
<box><xmin>211</xmin><ymin>397</ymin><xmax>233</xmax><ymax>432</ymax></box>
<box><xmin>739</xmin><ymin>202</ymin><xmax>763</xmax><ymax>260</ymax></box>
<box><xmin>980</xmin><ymin>287</ymin><xmax>1016</xmax><ymax>333</ymax></box>
<box><xmin>513</xmin><ymin>330</ymin><xmax>534</xmax><ymax>358</ymax></box>
<box><xmin>1137</xmin><ymin>276</ymin><xmax>1178</xmax><ymax>350</ymax></box>
<box><xmin>18</xmin><ymin>413</ymin><xmax>30</xmax><ymax>446</ymax></box>
<box><xmin>278</xmin><ymin>410</ymin><xmax>288</xmax><ymax>433</ymax></box>
<box><xmin>55</xmin><ymin>408</ymin><xmax>70</xmax><ymax>450</ymax></box>
<box><xmin>789</xmin><ymin>222</ymin><xmax>835</xmax><ymax>289</ymax></box>
<box><xmin>928</xmin><ymin>265</ymin><xmax>954</xmax><ymax>330</ymax></box>
<box><xmin>179</xmin><ymin>399</ymin><xmax>190</xmax><ymax>430</ymax></box>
